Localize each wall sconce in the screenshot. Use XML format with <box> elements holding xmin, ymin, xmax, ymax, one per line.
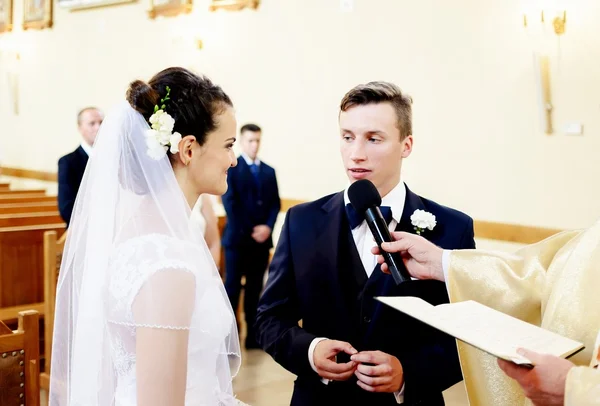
<box><xmin>523</xmin><ymin>9</ymin><xmax>566</xmax><ymax>35</ymax></box>
<box><xmin>522</xmin><ymin>3</ymin><xmax>567</xmax><ymax>135</ymax></box>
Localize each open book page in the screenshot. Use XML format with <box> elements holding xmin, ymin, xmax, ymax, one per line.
<box><xmin>376</xmin><ymin>296</ymin><xmax>584</xmax><ymax>366</ymax></box>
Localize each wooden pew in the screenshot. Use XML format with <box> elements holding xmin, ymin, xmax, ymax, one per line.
<box><xmin>0</xmin><ymin>182</ymin><xmax>9</xmax><ymax>190</ymax></box>
<box><xmin>0</xmin><ymin>224</ymin><xmax>65</xmax><ymax>321</ymax></box>
<box><xmin>0</xmin><ymin>202</ymin><xmax>59</xmax><ymax>215</ymax></box>
<box><xmin>0</xmin><ymin>189</ymin><xmax>46</xmax><ymax>196</ymax></box>
<box><xmin>39</xmin><ymin>230</ymin><xmax>64</xmax><ymax>391</ymax></box>
<box><xmin>0</xmin><ymin>195</ymin><xmax>56</xmax><ymax>205</ymax></box>
<box><xmin>0</xmin><ymin>213</ymin><xmax>64</xmax><ymax>228</ymax></box>
<box><xmin>0</xmin><ymin>311</ymin><xmax>40</xmax><ymax>406</ymax></box>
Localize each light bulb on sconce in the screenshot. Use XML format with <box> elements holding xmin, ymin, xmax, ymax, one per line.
<box><xmin>552</xmin><ymin>10</ymin><xmax>566</xmax><ymax>35</ymax></box>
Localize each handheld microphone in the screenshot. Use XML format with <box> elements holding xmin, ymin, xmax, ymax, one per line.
<box><xmin>348</xmin><ymin>179</ymin><xmax>410</xmax><ymax>285</ymax></box>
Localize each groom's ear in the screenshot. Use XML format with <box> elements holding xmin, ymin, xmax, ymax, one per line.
<box><xmin>401</xmin><ymin>135</ymin><xmax>413</xmax><ymax>158</ymax></box>
<box><xmin>176</xmin><ymin>135</ymin><xmax>196</xmax><ymax>165</ymax></box>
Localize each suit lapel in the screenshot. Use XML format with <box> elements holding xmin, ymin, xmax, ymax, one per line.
<box><xmin>237</xmin><ymin>156</ymin><xmax>251</xmax><ymax>182</ymax></box>
<box><xmin>238</xmin><ymin>156</ymin><xmax>255</xmax><ymax>190</ymax></box>
<box><xmin>314</xmin><ymin>192</ymin><xmax>344</xmax><ymax>279</ymax></box>
<box><xmin>312</xmin><ymin>193</ymin><xmax>355</xmax><ymax>326</ymax></box>
<box><xmin>75</xmin><ymin>145</ymin><xmax>89</xmax><ymax>163</ymax></box>
<box><xmin>398</xmin><ymin>184</ymin><xmax>445</xmax><ymax>242</ymax></box>
<box><xmin>397</xmin><ymin>184</ymin><xmax>426</xmax><ymax>234</ymax></box>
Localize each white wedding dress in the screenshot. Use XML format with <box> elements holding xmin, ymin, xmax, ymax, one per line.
<box><xmin>107</xmin><ymin>233</ymin><xmax>240</xmax><ymax>406</ymax></box>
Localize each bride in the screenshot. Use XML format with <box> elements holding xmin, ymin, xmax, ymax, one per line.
<box><xmin>49</xmin><ymin>67</ymin><xmax>245</xmax><ymax>405</ymax></box>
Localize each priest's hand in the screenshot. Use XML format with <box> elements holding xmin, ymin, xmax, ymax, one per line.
<box><xmin>351</xmin><ymin>351</ymin><xmax>404</xmax><ymax>393</ymax></box>
<box><xmin>313</xmin><ymin>340</ymin><xmax>358</xmax><ymax>381</ymax></box>
<box><xmin>371</xmin><ymin>231</ymin><xmax>445</xmax><ymax>281</ymax></box>
<box><xmin>498</xmin><ymin>348</ymin><xmax>575</xmax><ymax>406</ymax></box>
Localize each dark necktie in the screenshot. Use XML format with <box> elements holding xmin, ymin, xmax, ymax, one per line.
<box><xmin>249</xmin><ymin>163</ymin><xmax>259</xmax><ymax>182</ymax></box>
<box><xmin>345</xmin><ymin>203</ymin><xmax>393</xmax><ymax>229</ymax></box>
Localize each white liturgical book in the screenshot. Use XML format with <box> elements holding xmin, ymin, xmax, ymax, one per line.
<box><xmin>375</xmin><ymin>296</ymin><xmax>584</xmax><ymax>367</ymax></box>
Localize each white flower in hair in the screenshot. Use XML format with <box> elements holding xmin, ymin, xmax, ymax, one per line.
<box><xmin>169</xmin><ymin>132</ymin><xmax>182</xmax><ymax>154</ymax></box>
<box><xmin>410</xmin><ymin>209</ymin><xmax>437</xmax><ymax>235</ymax></box>
<box><xmin>150</xmin><ymin>109</ymin><xmax>175</xmax><ymax>134</ymax></box>
<box><xmin>144</xmin><ymin>86</ymin><xmax>181</xmax><ymax>160</ymax></box>
<box><xmin>145</xmin><ymin>130</ymin><xmax>168</xmax><ymax>160</ymax></box>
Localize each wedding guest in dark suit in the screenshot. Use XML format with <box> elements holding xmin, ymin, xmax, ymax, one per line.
<box><xmin>58</xmin><ymin>107</ymin><xmax>103</xmax><ymax>226</ymax></box>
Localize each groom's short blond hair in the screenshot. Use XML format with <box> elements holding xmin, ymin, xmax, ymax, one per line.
<box><xmin>340</xmin><ymin>81</ymin><xmax>413</xmax><ymax>140</ymax></box>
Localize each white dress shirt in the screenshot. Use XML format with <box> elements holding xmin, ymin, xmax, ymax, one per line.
<box><xmin>80</xmin><ymin>141</ymin><xmax>93</xmax><ymax>157</ymax></box>
<box><xmin>308</xmin><ymin>181</ymin><xmax>407</xmax><ymax>403</ymax></box>
<box><xmin>241</xmin><ymin>152</ymin><xmax>260</xmax><ymax>167</ymax></box>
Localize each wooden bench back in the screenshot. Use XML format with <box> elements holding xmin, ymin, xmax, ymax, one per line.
<box><xmin>0</xmin><ymin>202</ymin><xmax>59</xmax><ymax>215</ymax></box>
<box><xmin>0</xmin><ymin>189</ymin><xmax>46</xmax><ymax>196</ymax></box>
<box><xmin>41</xmin><ymin>230</ymin><xmax>65</xmax><ymax>376</ymax></box>
<box><xmin>0</xmin><ymin>311</ymin><xmax>40</xmax><ymax>406</ymax></box>
<box><xmin>0</xmin><ymin>224</ymin><xmax>66</xmax><ymax>319</ymax></box>
<box><xmin>0</xmin><ymin>213</ymin><xmax>64</xmax><ymax>228</ymax></box>
<box><xmin>0</xmin><ymin>195</ymin><xmax>56</xmax><ymax>205</ymax></box>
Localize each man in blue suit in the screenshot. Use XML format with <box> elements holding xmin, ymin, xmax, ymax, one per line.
<box><xmin>222</xmin><ymin>123</ymin><xmax>281</xmax><ymax>349</ymax></box>
<box><xmin>255</xmin><ymin>82</ymin><xmax>475</xmax><ymax>405</ymax></box>
<box><xmin>58</xmin><ymin>107</ymin><xmax>104</xmax><ymax>226</ymax></box>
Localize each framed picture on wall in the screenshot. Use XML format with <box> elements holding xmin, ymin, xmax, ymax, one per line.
<box><xmin>58</xmin><ymin>0</ymin><xmax>135</xmax><ymax>11</ymax></box>
<box><xmin>148</xmin><ymin>0</ymin><xmax>192</xmax><ymax>18</ymax></box>
<box><xmin>23</xmin><ymin>0</ymin><xmax>52</xmax><ymax>29</ymax></box>
<box><xmin>209</xmin><ymin>0</ymin><xmax>259</xmax><ymax>11</ymax></box>
<box><xmin>0</xmin><ymin>0</ymin><xmax>13</xmax><ymax>33</ymax></box>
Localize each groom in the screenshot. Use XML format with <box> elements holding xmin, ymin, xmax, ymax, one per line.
<box><xmin>255</xmin><ymin>82</ymin><xmax>476</xmax><ymax>405</ymax></box>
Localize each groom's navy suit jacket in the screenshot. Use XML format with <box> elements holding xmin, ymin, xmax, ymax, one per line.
<box><xmin>255</xmin><ymin>184</ymin><xmax>475</xmax><ymax>406</ymax></box>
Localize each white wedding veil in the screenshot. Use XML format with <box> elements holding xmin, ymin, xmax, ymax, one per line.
<box><xmin>49</xmin><ymin>100</ymin><xmax>241</xmax><ymax>405</ymax></box>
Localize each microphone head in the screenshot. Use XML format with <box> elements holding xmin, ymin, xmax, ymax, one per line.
<box><xmin>348</xmin><ymin>179</ymin><xmax>382</xmax><ymax>213</ymax></box>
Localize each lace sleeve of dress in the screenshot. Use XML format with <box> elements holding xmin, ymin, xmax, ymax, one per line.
<box><xmin>131</xmin><ymin>265</ymin><xmax>197</xmax><ymax>330</ymax></box>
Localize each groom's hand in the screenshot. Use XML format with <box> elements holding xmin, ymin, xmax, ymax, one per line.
<box><xmin>313</xmin><ymin>340</ymin><xmax>358</xmax><ymax>381</ymax></box>
<box><xmin>351</xmin><ymin>351</ymin><xmax>404</xmax><ymax>393</ymax></box>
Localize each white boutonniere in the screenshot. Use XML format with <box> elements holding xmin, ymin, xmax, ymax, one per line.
<box><xmin>410</xmin><ymin>209</ymin><xmax>436</xmax><ymax>235</ymax></box>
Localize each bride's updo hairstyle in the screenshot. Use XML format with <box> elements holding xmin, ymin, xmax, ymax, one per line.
<box><xmin>126</xmin><ymin>67</ymin><xmax>233</xmax><ymax>147</ymax></box>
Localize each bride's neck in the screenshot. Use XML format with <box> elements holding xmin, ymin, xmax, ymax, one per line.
<box><xmin>174</xmin><ymin>167</ymin><xmax>200</xmax><ymax>210</ymax></box>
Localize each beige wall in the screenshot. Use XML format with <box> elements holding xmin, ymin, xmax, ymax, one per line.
<box><xmin>1</xmin><ymin>0</ymin><xmax>599</xmax><ymax>230</ymax></box>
